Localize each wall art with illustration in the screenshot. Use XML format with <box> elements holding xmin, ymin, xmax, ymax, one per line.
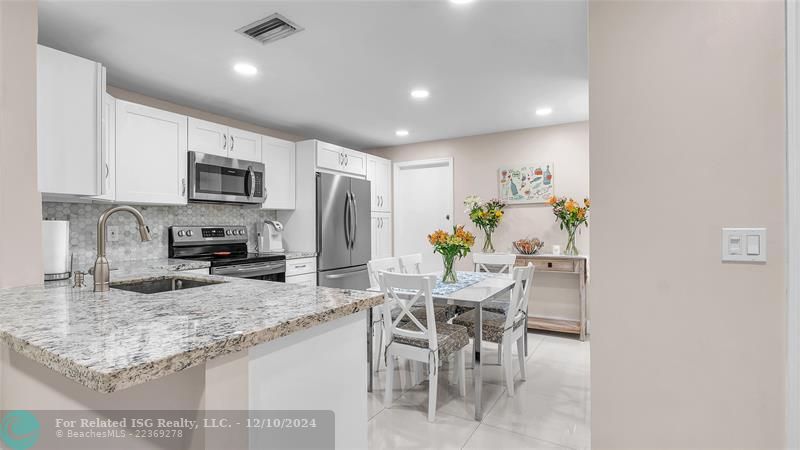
<box><xmin>498</xmin><ymin>163</ymin><xmax>554</xmax><ymax>204</ymax></box>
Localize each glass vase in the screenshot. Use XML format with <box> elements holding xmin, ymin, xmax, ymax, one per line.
<box><xmin>482</xmin><ymin>229</ymin><xmax>495</xmax><ymax>253</ymax></box>
<box><xmin>565</xmin><ymin>227</ymin><xmax>579</xmax><ymax>256</ymax></box>
<box><xmin>441</xmin><ymin>254</ymin><xmax>458</xmax><ymax>284</ymax></box>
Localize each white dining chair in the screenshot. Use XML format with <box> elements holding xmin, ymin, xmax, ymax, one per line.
<box><xmin>367</xmin><ymin>257</ymin><xmax>402</xmax><ymax>373</ymax></box>
<box><xmin>473</xmin><ymin>252</ymin><xmax>517</xmax><ymax>275</ymax></box>
<box><xmin>398</xmin><ymin>253</ymin><xmax>424</xmax><ymax>275</ymax></box>
<box><xmin>378</xmin><ymin>271</ymin><xmax>469</xmax><ymax>422</ymax></box>
<box><xmin>453</xmin><ymin>263</ymin><xmax>534</xmax><ymax>396</ymax></box>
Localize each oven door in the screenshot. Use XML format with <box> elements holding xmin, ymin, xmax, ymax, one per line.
<box><xmin>188</xmin><ymin>151</ymin><xmax>265</xmax><ymax>204</ymax></box>
<box><xmin>210</xmin><ymin>261</ymin><xmax>285</xmax><ymax>282</ymax></box>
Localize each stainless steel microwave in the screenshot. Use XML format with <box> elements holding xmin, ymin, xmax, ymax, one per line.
<box><xmin>188</xmin><ymin>151</ymin><xmax>266</xmax><ymax>205</ymax></box>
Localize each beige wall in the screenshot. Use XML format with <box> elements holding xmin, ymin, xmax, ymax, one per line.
<box><xmin>589</xmin><ymin>1</ymin><xmax>785</xmax><ymax>448</ymax></box>
<box><xmin>0</xmin><ymin>0</ymin><xmax>42</xmax><ymax>288</ymax></box>
<box><xmin>369</xmin><ymin>122</ymin><xmax>589</xmax><ymax>321</ymax></box>
<box><xmin>369</xmin><ymin>122</ymin><xmax>590</xmax><ymax>255</ymax></box>
<box><xmin>107</xmin><ymin>86</ymin><xmax>304</xmax><ymax>143</ymax></box>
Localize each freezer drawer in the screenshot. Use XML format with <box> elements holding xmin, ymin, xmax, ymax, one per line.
<box><xmin>318</xmin><ymin>265</ymin><xmax>370</xmax><ymax>290</ymax></box>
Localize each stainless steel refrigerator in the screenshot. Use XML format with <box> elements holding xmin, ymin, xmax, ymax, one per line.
<box><xmin>316</xmin><ymin>172</ymin><xmax>371</xmax><ymax>289</ymax></box>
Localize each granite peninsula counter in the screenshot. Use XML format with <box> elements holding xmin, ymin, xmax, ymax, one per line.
<box><xmin>0</xmin><ymin>269</ymin><xmax>382</xmax><ymax>448</ymax></box>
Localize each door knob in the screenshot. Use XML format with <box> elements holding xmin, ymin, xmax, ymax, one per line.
<box><xmin>446</xmin><ymin>214</ymin><xmax>450</xmax><ymax>220</ymax></box>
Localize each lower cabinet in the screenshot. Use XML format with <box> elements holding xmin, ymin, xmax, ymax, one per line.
<box><xmin>371</xmin><ymin>213</ymin><xmax>392</xmax><ymax>260</ymax></box>
<box><xmin>285</xmin><ymin>257</ymin><xmax>317</xmax><ymax>287</ymax></box>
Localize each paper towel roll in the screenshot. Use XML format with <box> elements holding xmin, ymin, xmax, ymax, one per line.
<box><xmin>42</xmin><ymin>220</ymin><xmax>71</xmax><ymax>276</ymax></box>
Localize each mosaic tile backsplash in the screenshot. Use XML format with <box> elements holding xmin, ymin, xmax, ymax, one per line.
<box><xmin>42</xmin><ymin>202</ymin><xmax>277</xmax><ymax>270</ymax></box>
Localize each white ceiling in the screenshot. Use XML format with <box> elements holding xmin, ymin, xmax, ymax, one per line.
<box><xmin>39</xmin><ymin>1</ymin><xmax>587</xmax><ymax>150</ymax></box>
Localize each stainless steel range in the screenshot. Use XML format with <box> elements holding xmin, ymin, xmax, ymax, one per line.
<box><xmin>168</xmin><ymin>225</ymin><xmax>285</xmax><ymax>282</ymax></box>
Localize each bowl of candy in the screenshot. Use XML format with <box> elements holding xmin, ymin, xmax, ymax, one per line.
<box><xmin>513</xmin><ymin>238</ymin><xmax>544</xmax><ymax>255</ymax></box>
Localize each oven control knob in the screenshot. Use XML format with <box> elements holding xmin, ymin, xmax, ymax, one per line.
<box><xmin>238</xmin><ymin>230</ymin><xmax>245</xmax><ymax>235</ymax></box>
<box><xmin>226</xmin><ymin>230</ymin><xmax>233</xmax><ymax>236</ymax></box>
<box><xmin>177</xmin><ymin>231</ymin><xmax>184</xmax><ymax>237</ymax></box>
<box><xmin>185</xmin><ymin>230</ymin><xmax>194</xmax><ymax>237</ymax></box>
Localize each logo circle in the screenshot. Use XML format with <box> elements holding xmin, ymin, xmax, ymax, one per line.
<box><xmin>0</xmin><ymin>411</ymin><xmax>40</xmax><ymax>450</ymax></box>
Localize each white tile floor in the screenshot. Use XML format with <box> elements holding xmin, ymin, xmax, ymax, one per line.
<box><xmin>368</xmin><ymin>332</ymin><xmax>590</xmax><ymax>449</ymax></box>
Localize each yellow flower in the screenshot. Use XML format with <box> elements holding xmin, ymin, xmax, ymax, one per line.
<box><xmin>577</xmin><ymin>209</ymin><xmax>585</xmax><ymax>220</ymax></box>
<box><xmin>584</xmin><ymin>198</ymin><xmax>591</xmax><ymax>208</ymax></box>
<box><xmin>547</xmin><ymin>196</ymin><xmax>558</xmax><ymax>206</ymax></box>
<box><xmin>494</xmin><ymin>210</ymin><xmax>503</xmax><ymax>218</ymax></box>
<box><xmin>565</xmin><ymin>199</ymin><xmax>578</xmax><ymax>213</ymax></box>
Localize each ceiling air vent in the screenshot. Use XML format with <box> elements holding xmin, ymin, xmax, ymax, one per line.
<box><xmin>236</xmin><ymin>13</ymin><xmax>303</xmax><ymax>45</ymax></box>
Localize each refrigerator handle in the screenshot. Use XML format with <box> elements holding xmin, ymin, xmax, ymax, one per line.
<box><xmin>351</xmin><ymin>194</ymin><xmax>358</xmax><ymax>249</ymax></box>
<box><xmin>344</xmin><ymin>191</ymin><xmax>352</xmax><ymax>249</ymax></box>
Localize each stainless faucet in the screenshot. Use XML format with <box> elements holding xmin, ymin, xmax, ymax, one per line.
<box><xmin>92</xmin><ymin>206</ymin><xmax>151</xmax><ymax>292</ymax></box>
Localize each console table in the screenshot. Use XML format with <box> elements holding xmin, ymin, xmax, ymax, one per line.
<box><xmin>514</xmin><ymin>254</ymin><xmax>589</xmax><ymax>341</ymax></box>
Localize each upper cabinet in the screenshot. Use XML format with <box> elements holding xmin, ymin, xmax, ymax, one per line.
<box><xmin>261</xmin><ymin>136</ymin><xmax>296</xmax><ymax>210</ymax></box>
<box><xmin>366</xmin><ymin>155</ymin><xmax>392</xmax><ymax>212</ymax></box>
<box><xmin>115</xmin><ymin>100</ymin><xmax>188</xmax><ymax>205</ymax></box>
<box><xmin>93</xmin><ymin>93</ymin><xmax>116</xmax><ymax>202</ymax></box>
<box><xmin>188</xmin><ymin>118</ymin><xmax>262</xmax><ymax>162</ymax></box>
<box><xmin>37</xmin><ymin>45</ymin><xmax>105</xmax><ymax>196</ymax></box>
<box><xmin>310</xmin><ymin>140</ymin><xmax>367</xmax><ymax>177</ymax></box>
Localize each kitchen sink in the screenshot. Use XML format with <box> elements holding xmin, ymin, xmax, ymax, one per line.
<box><xmin>111</xmin><ymin>276</ymin><xmax>225</xmax><ymax>295</ymax></box>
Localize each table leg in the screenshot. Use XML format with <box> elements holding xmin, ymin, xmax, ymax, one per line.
<box><xmin>367</xmin><ymin>307</ymin><xmax>373</xmax><ymax>392</ymax></box>
<box><xmin>473</xmin><ymin>305</ymin><xmax>483</xmax><ymax>421</ymax></box>
<box><xmin>579</xmin><ymin>261</ymin><xmax>587</xmax><ymax>342</ymax></box>
<box><xmin>524</xmin><ymin>313</ymin><xmax>529</xmax><ymax>356</ymax></box>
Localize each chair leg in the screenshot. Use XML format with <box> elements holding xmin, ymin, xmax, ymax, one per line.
<box><xmin>517</xmin><ymin>336</ymin><xmax>526</xmax><ymax>381</ymax></box>
<box><xmin>497</xmin><ymin>341</ymin><xmax>502</xmax><ymax>365</ymax></box>
<box><xmin>456</xmin><ymin>349</ymin><xmax>466</xmax><ymax>397</ymax></box>
<box><xmin>398</xmin><ymin>358</ymin><xmax>408</xmax><ymax>390</ymax></box>
<box><xmin>503</xmin><ymin>339</ymin><xmax>514</xmax><ymax>397</ymax></box>
<box><xmin>385</xmin><ymin>354</ymin><xmax>395</xmax><ymax>407</ymax></box>
<box><xmin>427</xmin><ymin>356</ymin><xmax>438</xmax><ymax>422</ymax></box>
<box><xmin>373</xmin><ymin>322</ymin><xmax>383</xmax><ymax>373</ymax></box>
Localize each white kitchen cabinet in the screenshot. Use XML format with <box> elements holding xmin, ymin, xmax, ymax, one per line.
<box><xmin>366</xmin><ymin>155</ymin><xmax>392</xmax><ymax>212</ymax></box>
<box><xmin>371</xmin><ymin>212</ymin><xmax>393</xmax><ymax>259</ymax></box>
<box><xmin>188</xmin><ymin>118</ymin><xmax>262</xmax><ymax>162</ymax></box>
<box><xmin>261</xmin><ymin>136</ymin><xmax>296</xmax><ymax>210</ymax></box>
<box><xmin>115</xmin><ymin>100</ymin><xmax>188</xmax><ymax>205</ymax></box>
<box><xmin>228</xmin><ymin>128</ymin><xmax>261</xmax><ymax>161</ymax></box>
<box><xmin>285</xmin><ymin>257</ymin><xmax>316</xmax><ymax>277</ymax></box>
<box><xmin>306</xmin><ymin>140</ymin><xmax>367</xmax><ymax>177</ymax></box>
<box><xmin>37</xmin><ymin>45</ymin><xmax>105</xmax><ymax>196</ymax></box>
<box><xmin>187</xmin><ymin>118</ymin><xmax>228</xmax><ymax>157</ymax></box>
<box><xmin>94</xmin><ymin>93</ymin><xmax>116</xmax><ymax>202</ymax></box>
<box><xmin>285</xmin><ymin>272</ymin><xmax>317</xmax><ymax>287</ymax></box>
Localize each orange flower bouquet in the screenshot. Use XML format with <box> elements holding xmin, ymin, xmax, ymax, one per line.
<box><xmin>428</xmin><ymin>225</ymin><xmax>475</xmax><ymax>283</ymax></box>
<box><xmin>548</xmin><ymin>196</ymin><xmax>590</xmax><ymax>255</ymax></box>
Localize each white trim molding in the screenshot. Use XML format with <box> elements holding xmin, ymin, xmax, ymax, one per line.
<box><xmin>786</xmin><ymin>1</ymin><xmax>800</xmax><ymax>448</ymax></box>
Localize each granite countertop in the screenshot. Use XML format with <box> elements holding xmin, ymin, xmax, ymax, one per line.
<box><xmin>109</xmin><ymin>258</ymin><xmax>212</xmax><ymax>272</ymax></box>
<box><xmin>258</xmin><ymin>251</ymin><xmax>316</xmax><ymax>260</ymax></box>
<box><xmin>0</xmin><ymin>269</ymin><xmax>382</xmax><ymax>394</ymax></box>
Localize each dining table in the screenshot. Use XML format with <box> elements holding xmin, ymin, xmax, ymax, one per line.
<box><xmin>366</xmin><ymin>270</ymin><xmax>518</xmax><ymax>421</ymax></box>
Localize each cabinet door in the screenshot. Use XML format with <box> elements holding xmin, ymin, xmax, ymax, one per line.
<box><xmin>316</xmin><ymin>141</ymin><xmax>345</xmax><ymax>172</ymax></box>
<box><xmin>371</xmin><ymin>213</ymin><xmax>392</xmax><ymax>259</ymax></box>
<box><xmin>228</xmin><ymin>127</ymin><xmax>262</xmax><ymax>162</ymax></box>
<box><xmin>342</xmin><ymin>149</ymin><xmax>367</xmax><ymax>176</ymax></box>
<box><xmin>285</xmin><ymin>273</ymin><xmax>317</xmax><ymax>287</ymax></box>
<box><xmin>262</xmin><ymin>136</ymin><xmax>295</xmax><ymax>210</ymax></box>
<box><xmin>366</xmin><ymin>157</ymin><xmax>380</xmax><ymax>211</ymax></box>
<box><xmin>376</xmin><ymin>157</ymin><xmax>392</xmax><ymax>212</ymax></box>
<box><xmin>115</xmin><ymin>101</ymin><xmax>188</xmax><ymax>205</ymax></box>
<box><xmin>37</xmin><ymin>45</ymin><xmax>103</xmax><ymax>196</ymax></box>
<box><xmin>94</xmin><ymin>92</ymin><xmax>116</xmax><ymax>201</ymax></box>
<box><xmin>187</xmin><ymin>117</ymin><xmax>227</xmax><ymax>157</ymax></box>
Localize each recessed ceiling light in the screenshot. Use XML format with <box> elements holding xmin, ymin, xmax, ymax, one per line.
<box><xmin>450</xmin><ymin>0</ymin><xmax>474</xmax><ymax>4</ymax></box>
<box><xmin>395</xmin><ymin>129</ymin><xmax>409</xmax><ymax>137</ymax></box>
<box><xmin>410</xmin><ymin>89</ymin><xmax>430</xmax><ymax>99</ymax></box>
<box><xmin>536</xmin><ymin>107</ymin><xmax>553</xmax><ymax>116</ymax></box>
<box><xmin>233</xmin><ymin>63</ymin><xmax>258</xmax><ymax>76</ymax></box>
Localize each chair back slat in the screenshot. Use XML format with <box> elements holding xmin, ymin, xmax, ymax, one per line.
<box><xmin>398</xmin><ymin>254</ymin><xmax>424</xmax><ymax>275</ymax></box>
<box><xmin>473</xmin><ymin>253</ymin><xmax>517</xmax><ymax>274</ymax></box>
<box><xmin>505</xmin><ymin>263</ymin><xmax>535</xmax><ymax>329</ymax></box>
<box><xmin>377</xmin><ymin>271</ymin><xmax>439</xmax><ymax>351</ymax></box>
<box><xmin>368</xmin><ymin>257</ymin><xmax>401</xmax><ymax>288</ymax></box>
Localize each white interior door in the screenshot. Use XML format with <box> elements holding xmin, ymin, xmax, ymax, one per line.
<box><xmin>393</xmin><ymin>158</ymin><xmax>453</xmax><ymax>273</ymax></box>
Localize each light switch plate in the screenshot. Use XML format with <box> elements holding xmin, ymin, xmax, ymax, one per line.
<box><xmin>722</xmin><ymin>228</ymin><xmax>766</xmax><ymax>262</ymax></box>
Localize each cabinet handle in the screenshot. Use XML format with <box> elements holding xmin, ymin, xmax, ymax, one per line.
<box><xmin>223</xmin><ymin>134</ymin><xmax>227</xmax><ymax>150</ymax></box>
<box><xmin>294</xmin><ymin>264</ymin><xmax>307</xmax><ymax>269</ymax></box>
<box><xmin>264</xmin><ymin>186</ymin><xmax>268</xmax><ymax>199</ymax></box>
<box><xmin>105</xmin><ymin>163</ymin><xmax>110</xmax><ymax>179</ymax></box>
<box><xmin>181</xmin><ymin>178</ymin><xmax>186</xmax><ymax>196</ymax></box>
<box><xmin>345</xmin><ymin>154</ymin><xmax>349</xmax><ymax>166</ymax></box>
<box><xmin>231</xmin><ymin>136</ymin><xmax>235</xmax><ymax>151</ymax></box>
